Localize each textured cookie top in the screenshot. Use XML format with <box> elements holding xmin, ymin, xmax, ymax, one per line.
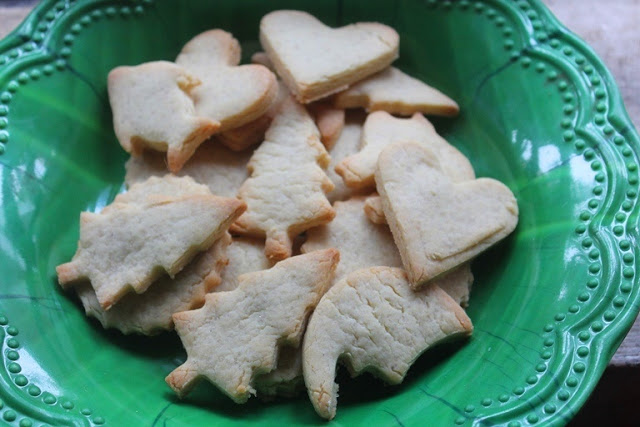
<box><xmin>303</xmin><ymin>267</ymin><xmax>472</xmax><ymax>420</ymax></box>
<box><xmin>56</xmin><ymin>176</ymin><xmax>246</xmax><ymax>309</ymax></box>
<box><xmin>114</xmin><ymin>174</ymin><xmax>211</xmax><ymax>204</ymax></box>
<box><xmin>375</xmin><ymin>141</ymin><xmax>518</xmax><ymax>288</ymax></box>
<box><xmin>76</xmin><ymin>233</ymin><xmax>231</xmax><ymax>335</ymax></box>
<box><xmin>232</xmin><ymin>96</ymin><xmax>335</xmax><ymax>261</ymax></box>
<box><xmin>124</xmin><ymin>143</ymin><xmax>252</xmax><ymax>199</ymax></box>
<box><xmin>217</xmin><ymin>81</ymin><xmax>290</xmax><ymax>152</ymax></box>
<box><xmin>260</xmin><ymin>10</ymin><xmax>399</xmax><ymax>103</ymax></box>
<box><xmin>176</xmin><ymin>30</ymin><xmax>278</xmax><ymax>133</ymax></box>
<box><xmin>165</xmin><ymin>248</ymin><xmax>339</xmax><ymax>403</ymax></box>
<box><xmin>301</xmin><ymin>196</ymin><xmax>402</xmax><ymax>283</ymax></box>
<box><xmin>217</xmin><ymin>237</ymin><xmax>270</xmax><ymax>293</ymax></box>
<box><xmin>177</xmin><ymin>29</ymin><xmax>241</xmax><ymax>70</ymax></box>
<box><xmin>337</xmin><ymin>111</ymin><xmax>474</xmax><ymax>190</ymax></box>
<box><xmin>247</xmin><ymin>95</ymin><xmax>329</xmax><ymax>169</ymax></box>
<box><xmin>107</xmin><ymin>61</ymin><xmax>219</xmax><ymax>172</ymax></box>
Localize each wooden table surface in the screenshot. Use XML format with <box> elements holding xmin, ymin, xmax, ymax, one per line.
<box><xmin>1</xmin><ymin>0</ymin><xmax>639</xmax><ymax>365</ymax></box>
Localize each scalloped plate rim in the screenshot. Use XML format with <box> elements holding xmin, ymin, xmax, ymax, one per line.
<box><xmin>0</xmin><ymin>0</ymin><xmax>638</xmax><ymax>426</ymax></box>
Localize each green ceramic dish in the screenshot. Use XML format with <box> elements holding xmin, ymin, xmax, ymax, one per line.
<box><xmin>0</xmin><ymin>0</ymin><xmax>638</xmax><ymax>425</ymax></box>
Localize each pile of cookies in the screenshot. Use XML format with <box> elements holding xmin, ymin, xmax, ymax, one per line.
<box><xmin>57</xmin><ymin>10</ymin><xmax>518</xmax><ymax>420</ymax></box>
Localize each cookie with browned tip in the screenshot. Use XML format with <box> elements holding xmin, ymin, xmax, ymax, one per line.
<box><xmin>165</xmin><ymin>249</ymin><xmax>339</xmax><ymax>402</ymax></box>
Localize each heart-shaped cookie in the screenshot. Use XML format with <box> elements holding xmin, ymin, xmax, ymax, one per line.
<box><xmin>375</xmin><ymin>141</ymin><xmax>518</xmax><ymax>289</ymax></box>
<box><xmin>336</xmin><ymin>111</ymin><xmax>474</xmax><ymax>190</ymax></box>
<box><xmin>260</xmin><ymin>10</ymin><xmax>399</xmax><ymax>103</ymax></box>
<box><xmin>176</xmin><ymin>30</ymin><xmax>278</xmax><ymax>133</ymax></box>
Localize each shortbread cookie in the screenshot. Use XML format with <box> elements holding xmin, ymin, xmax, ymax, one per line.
<box><xmin>231</xmin><ymin>96</ymin><xmax>335</xmax><ymax>261</ymax></box>
<box><xmin>303</xmin><ymin>196</ymin><xmax>471</xmax><ymax>305</ymax></box>
<box><xmin>57</xmin><ymin>189</ymin><xmax>245</xmax><ymax>309</ymax></box>
<box><xmin>249</xmin><ymin>53</ymin><xmax>345</xmax><ymax>149</ymax></box>
<box><xmin>208</xmin><ymin>236</ymin><xmax>304</xmax><ymax>396</ymax></box>
<box><xmin>260</xmin><ymin>10</ymin><xmax>399</xmax><ymax>103</ymax></box>
<box><xmin>75</xmin><ymin>233</ymin><xmax>231</xmax><ymax>335</ymax></box>
<box><xmin>165</xmin><ymin>249</ymin><xmax>340</xmax><ymax>402</ymax></box>
<box><xmin>114</xmin><ymin>174</ymin><xmax>211</xmax><ymax>206</ymax></box>
<box><xmin>325</xmin><ymin>111</ymin><xmax>366</xmax><ymax>202</ymax></box>
<box><xmin>251</xmin><ymin>51</ymin><xmax>274</xmax><ymax>71</ymax></box>
<box><xmin>336</xmin><ymin>111</ymin><xmax>474</xmax><ymax>190</ymax></box>
<box><xmin>217</xmin><ymin>80</ymin><xmax>289</xmax><ymax>151</ymax></box>
<box><xmin>334</xmin><ymin>67</ymin><xmax>459</xmax><ymax>116</ymax></box>
<box><xmin>216</xmin><ymin>237</ymin><xmax>270</xmax><ymax>293</ymax></box>
<box><xmin>125</xmin><ymin>143</ymin><xmax>251</xmax><ymax>198</ymax></box>
<box><xmin>303</xmin><ymin>267</ymin><xmax>472</xmax><ymax>420</ymax></box>
<box><xmin>301</xmin><ymin>196</ymin><xmax>401</xmax><ymax>283</ymax></box>
<box><xmin>436</xmin><ymin>265</ymin><xmax>473</xmax><ymax>308</ymax></box>
<box><xmin>176</xmin><ymin>30</ymin><xmax>278</xmax><ymax>133</ymax></box>
<box><xmin>375</xmin><ymin>142</ymin><xmax>518</xmax><ymax>289</ymax></box>
<box><xmin>108</xmin><ymin>61</ymin><xmax>219</xmax><ymax>173</ymax></box>
<box><xmin>219</xmin><ymin>239</ymin><xmax>303</xmax><ymax>398</ymax></box>
<box><xmin>363</xmin><ymin>194</ymin><xmax>386</xmax><ymax>225</ymax></box>
<box><xmin>308</xmin><ymin>102</ymin><xmax>345</xmax><ymax>150</ymax></box>
<box><xmin>216</xmin><ymin>115</ymin><xmax>272</xmax><ymax>152</ymax></box>
<box><xmin>255</xmin><ymin>346</ymin><xmax>304</xmax><ymax>399</ymax></box>
<box><xmin>363</xmin><ymin>112</ymin><xmax>476</xmax><ymax>215</ymax></box>
<box><xmin>362</xmin><ymin>195</ymin><xmax>474</xmax><ymax>306</ymax></box>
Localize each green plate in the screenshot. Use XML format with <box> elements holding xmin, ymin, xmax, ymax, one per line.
<box><xmin>0</xmin><ymin>0</ymin><xmax>638</xmax><ymax>425</ymax></box>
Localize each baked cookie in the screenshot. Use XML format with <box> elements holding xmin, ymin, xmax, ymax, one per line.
<box><xmin>165</xmin><ymin>248</ymin><xmax>339</xmax><ymax>402</ymax></box>
<box><xmin>216</xmin><ymin>115</ymin><xmax>272</xmax><ymax>152</ymax></box>
<box><xmin>251</xmin><ymin>51</ymin><xmax>274</xmax><ymax>71</ymax></box>
<box><xmin>336</xmin><ymin>111</ymin><xmax>474</xmax><ymax>190</ymax></box>
<box><xmin>216</xmin><ymin>80</ymin><xmax>289</xmax><ymax>152</ymax></box>
<box><xmin>435</xmin><ymin>265</ymin><xmax>474</xmax><ymax>308</ymax></box>
<box><xmin>303</xmin><ymin>267</ymin><xmax>472</xmax><ymax>420</ymax></box>
<box><xmin>260</xmin><ymin>10</ymin><xmax>399</xmax><ymax>103</ymax></box>
<box><xmin>325</xmin><ymin>110</ymin><xmax>366</xmax><ymax>203</ymax></box>
<box><xmin>216</xmin><ymin>237</ymin><xmax>270</xmax><ymax>293</ymax></box>
<box><xmin>57</xmin><ymin>177</ymin><xmax>246</xmax><ymax>309</ymax></box>
<box><xmin>303</xmin><ymin>195</ymin><xmax>471</xmax><ymax>305</ymax></box>
<box><xmin>220</xmin><ymin>53</ymin><xmax>343</xmax><ymax>151</ymax></box>
<box><xmin>254</xmin><ymin>345</ymin><xmax>304</xmax><ymax>399</ymax></box>
<box><xmin>301</xmin><ymin>196</ymin><xmax>402</xmax><ymax>283</ymax></box>
<box><xmin>108</xmin><ymin>61</ymin><xmax>219</xmax><ymax>173</ymax></box>
<box><xmin>218</xmin><ymin>237</ymin><xmax>304</xmax><ymax>398</ymax></box>
<box><xmin>125</xmin><ymin>142</ymin><xmax>252</xmax><ymax>199</ymax></box>
<box><xmin>334</xmin><ymin>67</ymin><xmax>459</xmax><ymax>116</ymax></box>
<box><xmin>115</xmin><ymin>174</ymin><xmax>211</xmax><ymax>206</ymax></box>
<box><xmin>176</xmin><ymin>30</ymin><xmax>278</xmax><ymax>133</ymax></box>
<box><xmin>75</xmin><ymin>233</ymin><xmax>231</xmax><ymax>335</ymax></box>
<box><xmin>375</xmin><ymin>142</ymin><xmax>518</xmax><ymax>289</ymax></box>
<box><xmin>307</xmin><ymin>102</ymin><xmax>345</xmax><ymax>150</ymax></box>
<box><xmin>363</xmin><ymin>194</ymin><xmax>386</xmax><ymax>225</ymax></box>
<box><xmin>362</xmin><ymin>193</ymin><xmax>474</xmax><ymax>306</ymax></box>
<box><xmin>231</xmin><ymin>96</ymin><xmax>335</xmax><ymax>261</ymax></box>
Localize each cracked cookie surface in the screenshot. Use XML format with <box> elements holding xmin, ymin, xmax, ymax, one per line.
<box><xmin>303</xmin><ymin>267</ymin><xmax>472</xmax><ymax>420</ymax></box>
